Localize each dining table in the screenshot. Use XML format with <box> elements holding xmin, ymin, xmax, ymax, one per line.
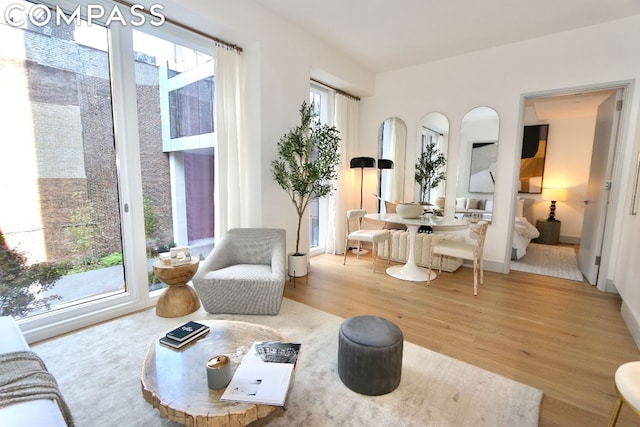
<box><xmin>365</xmin><ymin>213</ymin><xmax>468</xmax><ymax>282</ymax></box>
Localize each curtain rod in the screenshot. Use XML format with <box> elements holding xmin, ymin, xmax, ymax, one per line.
<box><xmin>113</xmin><ymin>0</ymin><xmax>242</xmax><ymax>53</ymax></box>
<box><xmin>311</xmin><ymin>79</ymin><xmax>360</xmax><ymax>101</ymax></box>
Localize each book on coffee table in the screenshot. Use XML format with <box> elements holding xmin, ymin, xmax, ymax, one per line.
<box><xmin>166</xmin><ymin>321</ymin><xmax>208</xmax><ymax>342</ymax></box>
<box><xmin>159</xmin><ymin>326</ymin><xmax>210</xmax><ymax>349</ymax></box>
<box><xmin>221</xmin><ymin>341</ymin><xmax>301</xmax><ymax>406</ymax></box>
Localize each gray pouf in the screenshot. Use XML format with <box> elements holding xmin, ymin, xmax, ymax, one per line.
<box><xmin>338</xmin><ymin>315</ymin><xmax>403</xmax><ymax>395</ymax></box>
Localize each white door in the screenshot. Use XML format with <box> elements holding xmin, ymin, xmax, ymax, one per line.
<box><xmin>578</xmin><ymin>89</ymin><xmax>623</xmax><ymax>285</ymax></box>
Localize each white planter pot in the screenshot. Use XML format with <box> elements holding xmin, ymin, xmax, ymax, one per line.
<box><xmin>288</xmin><ymin>253</ymin><xmax>308</xmax><ymax>277</ymax></box>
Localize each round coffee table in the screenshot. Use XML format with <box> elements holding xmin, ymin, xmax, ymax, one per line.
<box><xmin>141</xmin><ymin>320</ymin><xmax>289</xmax><ymax>426</ymax></box>
<box><xmin>152</xmin><ymin>258</ymin><xmax>200</xmax><ymax>318</ymax></box>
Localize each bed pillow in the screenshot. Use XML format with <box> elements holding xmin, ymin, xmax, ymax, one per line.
<box><xmin>466</xmin><ymin>198</ymin><xmax>483</xmax><ymax>210</ymax></box>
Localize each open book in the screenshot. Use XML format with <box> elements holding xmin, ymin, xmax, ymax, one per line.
<box><xmin>220</xmin><ymin>341</ymin><xmax>301</xmax><ymax>406</ymax></box>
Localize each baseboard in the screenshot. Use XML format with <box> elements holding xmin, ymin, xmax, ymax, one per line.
<box><xmin>621</xmin><ymin>300</ymin><xmax>640</xmax><ymax>351</ymax></box>
<box><xmin>560</xmin><ymin>236</ymin><xmax>580</xmax><ymax>245</ymax></box>
<box><xmin>604</xmin><ymin>279</ymin><xmax>618</xmax><ymax>293</ymax></box>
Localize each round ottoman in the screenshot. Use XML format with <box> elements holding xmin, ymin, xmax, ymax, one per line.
<box><xmin>338</xmin><ymin>315</ymin><xmax>403</xmax><ymax>395</ymax></box>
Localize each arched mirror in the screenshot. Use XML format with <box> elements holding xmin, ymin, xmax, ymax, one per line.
<box><xmin>414</xmin><ymin>112</ymin><xmax>449</xmax><ymax>213</ymax></box>
<box><xmin>378</xmin><ymin>117</ymin><xmax>406</xmax><ymax>211</ymax></box>
<box><xmin>456</xmin><ymin>107</ymin><xmax>499</xmax><ymax>221</ymax></box>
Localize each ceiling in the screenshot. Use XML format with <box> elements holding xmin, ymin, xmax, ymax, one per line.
<box><xmin>527</xmin><ymin>89</ymin><xmax>618</xmax><ymax>120</ymax></box>
<box><xmin>251</xmin><ymin>0</ymin><xmax>640</xmax><ymax>73</ymax></box>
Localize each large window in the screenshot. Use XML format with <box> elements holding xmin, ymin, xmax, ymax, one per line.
<box><xmin>0</xmin><ymin>0</ymin><xmax>216</xmax><ymax>339</ymax></box>
<box><xmin>133</xmin><ymin>28</ymin><xmax>215</xmax><ymax>275</ymax></box>
<box><xmin>309</xmin><ymin>84</ymin><xmax>333</xmax><ymax>254</ymax></box>
<box><xmin>0</xmin><ymin>2</ymin><xmax>125</xmax><ymax>318</ymax></box>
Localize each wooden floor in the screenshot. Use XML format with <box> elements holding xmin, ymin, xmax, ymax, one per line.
<box><xmin>283</xmin><ymin>253</ymin><xmax>640</xmax><ymax>427</ymax></box>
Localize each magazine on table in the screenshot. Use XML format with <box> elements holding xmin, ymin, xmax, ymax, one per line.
<box><xmin>220</xmin><ymin>341</ymin><xmax>301</xmax><ymax>406</ymax></box>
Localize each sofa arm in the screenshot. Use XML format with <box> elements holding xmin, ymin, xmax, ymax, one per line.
<box><xmin>0</xmin><ymin>317</ymin><xmax>69</xmax><ymax>427</ymax></box>
<box><xmin>0</xmin><ymin>317</ymin><xmax>29</xmax><ymax>353</ymax></box>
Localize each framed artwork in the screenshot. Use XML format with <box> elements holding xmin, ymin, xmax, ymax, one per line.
<box><xmin>519</xmin><ymin>124</ymin><xmax>549</xmax><ymax>194</ymax></box>
<box><xmin>469</xmin><ymin>141</ymin><xmax>497</xmax><ymax>193</ymax></box>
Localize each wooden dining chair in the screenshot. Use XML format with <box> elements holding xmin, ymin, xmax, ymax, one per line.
<box><xmin>427</xmin><ymin>221</ymin><xmax>489</xmax><ymax>295</ymax></box>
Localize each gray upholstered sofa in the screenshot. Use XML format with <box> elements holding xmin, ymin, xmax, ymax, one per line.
<box><xmin>192</xmin><ymin>228</ymin><xmax>286</xmax><ymax>315</ymax></box>
<box><xmin>377</xmin><ymin>230</ymin><xmax>464</xmax><ymax>272</ymax></box>
<box><xmin>0</xmin><ymin>316</ymin><xmax>70</xmax><ymax>427</ymax></box>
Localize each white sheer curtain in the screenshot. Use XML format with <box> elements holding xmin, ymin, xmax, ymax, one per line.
<box><xmin>325</xmin><ymin>93</ymin><xmax>358</xmax><ymax>254</ymax></box>
<box><xmin>213</xmin><ymin>44</ymin><xmax>248</xmax><ymax>238</ymax></box>
<box><xmin>380</xmin><ymin>118</ymin><xmax>407</xmax><ymax>204</ymax></box>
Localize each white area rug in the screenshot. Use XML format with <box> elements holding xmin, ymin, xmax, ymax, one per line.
<box><xmin>511</xmin><ymin>243</ymin><xmax>584</xmax><ymax>281</ymax></box>
<box><xmin>33</xmin><ymin>299</ymin><xmax>543</xmax><ymax>426</ymax></box>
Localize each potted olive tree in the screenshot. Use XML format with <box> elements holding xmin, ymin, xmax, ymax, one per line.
<box><xmin>271</xmin><ymin>101</ymin><xmax>341</xmax><ymax>277</ymax></box>
<box><xmin>415</xmin><ymin>140</ymin><xmax>446</xmax><ymax>203</ymax></box>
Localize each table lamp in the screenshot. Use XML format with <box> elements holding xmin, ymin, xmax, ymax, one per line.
<box><xmin>350</xmin><ymin>157</ymin><xmax>376</xmax><ymax>209</ymax></box>
<box><xmin>541</xmin><ymin>188</ymin><xmax>567</xmax><ymax>222</ymax></box>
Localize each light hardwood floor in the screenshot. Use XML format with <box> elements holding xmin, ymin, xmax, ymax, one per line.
<box><xmin>283</xmin><ymin>253</ymin><xmax>640</xmax><ymax>427</ymax></box>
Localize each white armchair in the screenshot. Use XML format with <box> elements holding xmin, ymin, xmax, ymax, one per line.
<box><xmin>192</xmin><ymin>228</ymin><xmax>286</xmax><ymax>315</ymax></box>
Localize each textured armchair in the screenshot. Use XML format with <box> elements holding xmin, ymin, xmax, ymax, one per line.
<box><xmin>192</xmin><ymin>228</ymin><xmax>286</xmax><ymax>315</ymax></box>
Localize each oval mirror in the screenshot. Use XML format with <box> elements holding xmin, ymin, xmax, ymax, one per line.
<box><xmin>414</xmin><ymin>112</ymin><xmax>449</xmax><ymax>213</ymax></box>
<box><xmin>456</xmin><ymin>107</ymin><xmax>499</xmax><ymax>221</ymax></box>
<box><xmin>378</xmin><ymin>117</ymin><xmax>406</xmax><ymax>211</ymax></box>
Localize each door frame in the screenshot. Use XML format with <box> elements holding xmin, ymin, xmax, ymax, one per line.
<box><xmin>512</xmin><ymin>80</ymin><xmax>633</xmax><ymax>292</ymax></box>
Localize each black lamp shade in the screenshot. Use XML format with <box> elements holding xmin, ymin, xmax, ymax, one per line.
<box><xmin>377</xmin><ymin>159</ymin><xmax>393</xmax><ymax>169</ymax></box>
<box><xmin>350</xmin><ymin>157</ymin><xmax>376</xmax><ymax>168</ymax></box>
<box><xmin>350</xmin><ymin>156</ymin><xmax>375</xmax><ymax>209</ymax></box>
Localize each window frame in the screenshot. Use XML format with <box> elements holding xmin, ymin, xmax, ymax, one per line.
<box><xmin>14</xmin><ymin>0</ymin><xmax>216</xmax><ymax>342</ymax></box>
<box><xmin>309</xmin><ymin>83</ymin><xmax>334</xmax><ymax>256</ymax></box>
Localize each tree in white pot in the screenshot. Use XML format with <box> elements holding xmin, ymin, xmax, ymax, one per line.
<box><xmin>271</xmin><ymin>101</ymin><xmax>341</xmax><ymax>276</ymax></box>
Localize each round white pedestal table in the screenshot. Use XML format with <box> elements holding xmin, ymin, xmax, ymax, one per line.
<box><xmin>365</xmin><ymin>213</ymin><xmax>468</xmax><ymax>282</ymax></box>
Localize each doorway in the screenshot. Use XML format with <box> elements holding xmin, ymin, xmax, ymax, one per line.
<box><xmin>513</xmin><ymin>84</ymin><xmax>628</xmax><ymax>290</ymax></box>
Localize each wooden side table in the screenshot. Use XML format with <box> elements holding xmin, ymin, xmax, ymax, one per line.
<box><xmin>153</xmin><ymin>258</ymin><xmax>201</xmax><ymax>317</ymax></box>
<box><xmin>535</xmin><ymin>219</ymin><xmax>561</xmax><ymax>245</ymax></box>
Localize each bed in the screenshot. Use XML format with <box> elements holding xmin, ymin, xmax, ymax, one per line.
<box><xmin>512</xmin><ymin>198</ymin><xmax>540</xmax><ymax>260</ymax></box>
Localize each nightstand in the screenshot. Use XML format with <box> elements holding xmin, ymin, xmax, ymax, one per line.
<box><xmin>535</xmin><ymin>219</ymin><xmax>561</xmax><ymax>245</ymax></box>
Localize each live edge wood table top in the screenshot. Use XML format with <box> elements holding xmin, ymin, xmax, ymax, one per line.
<box><xmin>141</xmin><ymin>320</ymin><xmax>288</xmax><ymax>427</ymax></box>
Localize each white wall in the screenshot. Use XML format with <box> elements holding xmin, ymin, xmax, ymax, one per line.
<box><xmin>359</xmin><ymin>16</ymin><xmax>640</xmax><ymax>274</ymax></box>
<box><xmin>618</xmin><ymin>118</ymin><xmax>640</xmax><ymax>346</ymax></box>
<box><xmin>359</xmin><ymin>15</ymin><xmax>640</xmax><ymax>343</ymax></box>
